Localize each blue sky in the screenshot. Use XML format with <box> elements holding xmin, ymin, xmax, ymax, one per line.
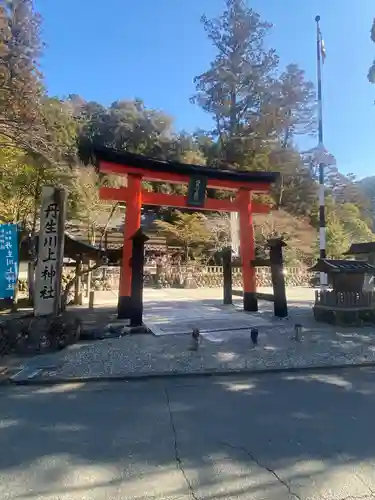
<box><xmin>35</xmin><ymin>0</ymin><xmax>374</xmax><ymax>179</ymax></box>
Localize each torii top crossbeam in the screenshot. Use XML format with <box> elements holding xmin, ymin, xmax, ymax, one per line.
<box><xmin>93</xmin><ymin>146</ymin><xmax>279</xmax><ymax>318</ymax></box>
<box><xmin>94</xmin><ymin>146</ymin><xmax>278</xmax><ymax>187</ymax></box>
<box><xmin>95</xmin><ymin>146</ymin><xmax>278</xmax><ymax>213</ymax></box>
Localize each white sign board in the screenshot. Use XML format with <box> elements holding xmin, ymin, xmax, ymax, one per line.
<box><xmin>230</xmin><ymin>211</ymin><xmax>240</xmax><ymax>257</ymax></box>
<box><xmin>34</xmin><ymin>186</ymin><xmax>66</xmax><ymax>316</ymax></box>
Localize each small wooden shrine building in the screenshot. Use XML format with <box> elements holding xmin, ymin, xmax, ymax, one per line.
<box><xmin>310</xmin><ymin>258</ymin><xmax>375</xmax><ymax>324</ymax></box>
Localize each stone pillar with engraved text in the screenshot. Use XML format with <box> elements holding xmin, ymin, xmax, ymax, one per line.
<box><xmin>34</xmin><ymin>186</ymin><xmax>66</xmax><ymax>316</ymax></box>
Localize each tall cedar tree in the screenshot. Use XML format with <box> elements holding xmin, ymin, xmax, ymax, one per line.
<box><xmin>191</xmin><ymin>0</ymin><xmax>318</xmax><ymax>221</ymax></box>
<box><xmin>0</xmin><ymin>0</ymin><xmax>45</xmax><ymax>154</ymax></box>
<box><xmin>191</xmin><ymin>0</ymin><xmax>279</xmax><ymax>168</ymax></box>
<box><xmin>192</xmin><ymin>0</ymin><xmax>316</xmax><ymax>175</ymax></box>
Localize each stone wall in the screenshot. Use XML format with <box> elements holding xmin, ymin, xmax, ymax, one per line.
<box><xmin>16</xmin><ymin>264</ymin><xmax>312</xmax><ymax>296</ymax></box>
<box><xmin>91</xmin><ymin>264</ymin><xmax>311</xmax><ymax>289</ymax></box>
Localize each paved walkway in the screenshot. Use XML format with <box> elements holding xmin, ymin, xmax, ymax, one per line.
<box><xmin>7</xmin><ymin>287</ymin><xmax>375</xmax><ymax>384</ymax></box>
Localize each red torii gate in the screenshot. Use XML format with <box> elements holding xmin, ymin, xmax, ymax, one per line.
<box><xmin>94</xmin><ymin>147</ymin><xmax>279</xmax><ymax>319</ymax></box>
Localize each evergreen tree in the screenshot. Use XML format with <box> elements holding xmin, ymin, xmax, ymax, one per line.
<box><xmin>0</xmin><ymin>0</ymin><xmax>46</xmax><ymax>155</ymax></box>
<box><xmin>191</xmin><ymin>0</ymin><xmax>279</xmax><ymax>168</ymax></box>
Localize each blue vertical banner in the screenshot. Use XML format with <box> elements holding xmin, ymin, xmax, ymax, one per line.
<box><xmin>0</xmin><ymin>224</ymin><xmax>19</xmax><ymax>299</ymax></box>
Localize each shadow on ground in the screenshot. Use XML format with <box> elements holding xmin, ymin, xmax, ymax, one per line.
<box><xmin>2</xmin><ymin>367</ymin><xmax>375</xmax><ymax>498</ymax></box>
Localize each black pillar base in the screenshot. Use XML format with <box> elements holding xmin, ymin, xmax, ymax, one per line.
<box><xmin>243</xmin><ymin>292</ymin><xmax>258</xmax><ymax>312</ymax></box>
<box><xmin>130</xmin><ymin>311</ymin><xmax>143</xmax><ymax>328</ymax></box>
<box><xmin>274</xmin><ymin>302</ymin><xmax>288</xmax><ymax>318</ymax></box>
<box><xmin>223</xmin><ymin>291</ymin><xmax>233</xmax><ymax>305</ymax></box>
<box><xmin>117</xmin><ymin>295</ymin><xmax>132</xmax><ymax>319</ymax></box>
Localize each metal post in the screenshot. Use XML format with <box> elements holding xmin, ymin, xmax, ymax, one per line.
<box><xmin>315</xmin><ymin>15</ymin><xmax>327</xmax><ymax>288</ymax></box>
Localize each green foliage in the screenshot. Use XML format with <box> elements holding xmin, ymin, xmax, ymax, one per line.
<box><xmin>78</xmin><ymin>99</ymin><xmax>173</xmax><ymax>158</ymax></box>
<box><xmin>191</xmin><ymin>0</ymin><xmax>279</xmax><ymax>167</ymax></box>
<box><xmin>70</xmin><ymin>166</ymin><xmax>118</xmax><ymax>245</ymax></box>
<box><xmin>0</xmin><ymin>146</ymin><xmax>32</xmax><ymax>225</ymax></box>
<box><xmin>310</xmin><ymin>199</ymin><xmax>374</xmax><ymax>258</ymax></box>
<box><xmin>273</xmin><ymin>64</ymin><xmax>316</xmax><ymax>144</ymax></box>
<box><xmin>155</xmin><ymin>212</ymin><xmax>213</xmax><ymax>262</ymax></box>
<box><xmin>191</xmin><ymin>0</ymin><xmax>320</xmax><ymax>227</ymax></box>
<box><xmin>0</xmin><ymin>143</ymin><xmax>73</xmax><ymax>231</ymax></box>
<box><xmin>325</xmin><ymin>221</ymin><xmax>350</xmax><ymax>259</ymax></box>
<box><xmin>357</xmin><ymin>176</ymin><xmax>375</xmax><ymax>231</ymax></box>
<box><xmin>191</xmin><ymin>0</ymin><xmax>316</xmax><ymax>176</ymax></box>
<box><xmin>338</xmin><ymin>203</ymin><xmax>374</xmax><ymax>243</ymax></box>
<box><xmin>0</xmin><ymin>0</ymin><xmax>48</xmax><ymax>156</ymax></box>
<box><xmin>42</xmin><ymin>97</ymin><xmax>78</xmax><ymax>164</ymax></box>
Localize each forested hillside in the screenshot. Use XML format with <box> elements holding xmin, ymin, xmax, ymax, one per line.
<box><xmin>1</xmin><ymin>0</ymin><xmax>374</xmax><ymax>264</ymax></box>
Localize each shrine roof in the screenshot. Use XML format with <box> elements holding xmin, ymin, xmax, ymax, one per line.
<box><xmin>19</xmin><ymin>232</ymin><xmax>104</xmax><ymax>263</ymax></box>
<box><xmin>309</xmin><ymin>259</ymin><xmax>375</xmax><ymax>274</ymax></box>
<box><xmin>93</xmin><ymin>146</ymin><xmax>279</xmax><ymax>185</ymax></box>
<box><xmin>343</xmin><ymin>242</ymin><xmax>375</xmax><ymax>255</ymax></box>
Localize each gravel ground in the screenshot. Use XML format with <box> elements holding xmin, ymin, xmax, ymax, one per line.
<box><xmin>10</xmin><ymin>322</ymin><xmax>375</xmax><ymax>382</ymax></box>
<box><xmin>7</xmin><ymin>287</ymin><xmax>375</xmax><ymax>383</ymax></box>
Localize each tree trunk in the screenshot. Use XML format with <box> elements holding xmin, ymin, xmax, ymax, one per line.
<box><xmin>277</xmin><ymin>174</ymin><xmax>285</xmax><ymax>209</ymax></box>
<box><xmin>228</xmin><ymin>87</ymin><xmax>238</xmax><ymax>166</ymax></box>
<box><xmin>61</xmin><ymin>262</ymin><xmax>103</xmax><ymax>312</ymax></box>
<box><xmin>99</xmin><ymin>202</ymin><xmax>119</xmax><ymax>249</ymax></box>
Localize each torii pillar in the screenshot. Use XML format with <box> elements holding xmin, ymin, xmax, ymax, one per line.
<box><xmin>118</xmin><ymin>175</ymin><xmax>142</xmax><ymax>319</ymax></box>
<box><xmin>238</xmin><ymin>188</ymin><xmax>258</xmax><ymax>311</ymax></box>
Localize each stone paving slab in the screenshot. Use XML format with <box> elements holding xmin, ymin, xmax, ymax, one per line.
<box><xmin>146</xmin><ymin>311</ymin><xmax>274</xmax><ymax>336</ymax></box>
<box><xmin>143</xmin><ymin>287</ymin><xmax>315</xmax><ymax>337</ymax></box>
<box><xmin>144</xmin><ymin>291</ymin><xmax>319</xmax><ymax>340</ymax></box>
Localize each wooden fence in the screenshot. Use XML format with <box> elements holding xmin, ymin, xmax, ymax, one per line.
<box><xmin>315</xmin><ymin>290</ymin><xmax>375</xmax><ymax>310</ymax></box>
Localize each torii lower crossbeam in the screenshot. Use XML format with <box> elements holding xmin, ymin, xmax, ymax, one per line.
<box><xmin>100</xmin><ymin>187</ymin><xmax>271</xmax><ymax>214</ymax></box>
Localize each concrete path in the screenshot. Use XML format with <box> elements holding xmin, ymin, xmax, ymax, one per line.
<box><xmin>2</xmin><ymin>369</ymin><xmax>375</xmax><ymax>499</ymax></box>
